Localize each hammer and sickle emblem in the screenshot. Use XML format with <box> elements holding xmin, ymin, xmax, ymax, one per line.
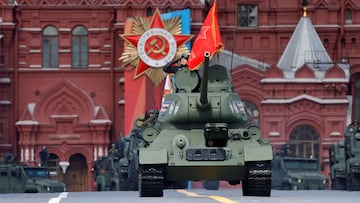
<box><xmin>147</xmin><ymin>37</ymin><xmax>167</xmax><ymax>56</ymax></box>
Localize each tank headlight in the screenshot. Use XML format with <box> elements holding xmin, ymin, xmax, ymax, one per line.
<box><xmin>242</xmin><ymin>131</ymin><xmax>250</xmax><ymax>140</ymax></box>
<box><xmin>292</xmin><ymin>178</ymin><xmax>302</xmax><ymax>183</ymax></box>
<box><xmin>44</xmin><ymin>186</ymin><xmax>51</xmax><ymax>191</ymax></box>
<box><xmin>173</xmin><ymin>135</ymin><xmax>188</xmax><ymax>149</ymax></box>
<box><xmin>176</xmin><ymin>138</ymin><xmax>186</xmax><ymax>148</ymax></box>
<box><xmin>232</xmin><ymin>133</ymin><xmax>241</xmax><ymax>140</ymax></box>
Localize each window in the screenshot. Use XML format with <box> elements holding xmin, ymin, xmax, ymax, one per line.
<box><xmin>146</xmin><ymin>7</ymin><xmax>153</xmax><ymax>16</ymax></box>
<box><xmin>345</xmin><ymin>8</ymin><xmax>352</xmax><ymax>24</ymax></box>
<box><xmin>72</xmin><ymin>26</ymin><xmax>88</xmax><ymax>68</ymax></box>
<box><xmin>237</xmin><ymin>5</ymin><xmax>258</xmax><ymax>28</ymax></box>
<box><xmin>42</xmin><ymin>26</ymin><xmax>58</xmax><ymax>68</ymax></box>
<box><xmin>354</xmin><ymin>79</ymin><xmax>360</xmax><ymax>120</ymax></box>
<box><xmin>289</xmin><ymin>125</ymin><xmax>320</xmax><ymax>160</ymax></box>
<box><xmin>166</xmin><ymin>7</ymin><xmax>172</xmax><ymax>13</ymax></box>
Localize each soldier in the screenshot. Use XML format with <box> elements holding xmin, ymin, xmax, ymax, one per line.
<box><xmin>108</xmin><ymin>144</ymin><xmax>118</xmax><ymax>156</ymax></box>
<box><xmin>163</xmin><ymin>53</ymin><xmax>190</xmax><ymax>73</ymax></box>
<box><xmin>39</xmin><ymin>146</ymin><xmax>49</xmax><ymax>167</ymax></box>
<box><xmin>163</xmin><ymin>53</ymin><xmax>200</xmax><ymax>92</ymax></box>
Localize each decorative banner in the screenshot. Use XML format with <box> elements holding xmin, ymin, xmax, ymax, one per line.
<box><xmin>120</xmin><ymin>9</ymin><xmax>193</xmax><ymax>86</ymax></box>
<box><xmin>120</xmin><ymin>9</ymin><xmax>192</xmax><ymax>135</ymax></box>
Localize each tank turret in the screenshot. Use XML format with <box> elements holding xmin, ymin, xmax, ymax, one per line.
<box><xmin>159</xmin><ymin>52</ymin><xmax>248</xmax><ymax>125</ymax></box>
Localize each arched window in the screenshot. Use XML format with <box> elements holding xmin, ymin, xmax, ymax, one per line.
<box><xmin>243</xmin><ymin>100</ymin><xmax>260</xmax><ymax>127</ymax></box>
<box><xmin>289</xmin><ymin>125</ymin><xmax>320</xmax><ymax>160</ymax></box>
<box><xmin>146</xmin><ymin>7</ymin><xmax>153</xmax><ymax>16</ymax></box>
<box><xmin>345</xmin><ymin>8</ymin><xmax>352</xmax><ymax>24</ymax></box>
<box><xmin>166</xmin><ymin>7</ymin><xmax>172</xmax><ymax>13</ymax></box>
<box><xmin>354</xmin><ymin>79</ymin><xmax>360</xmax><ymax>120</ymax></box>
<box><xmin>72</xmin><ymin>26</ymin><xmax>88</xmax><ymax>68</ymax></box>
<box><xmin>42</xmin><ymin>26</ymin><xmax>58</xmax><ymax>68</ymax></box>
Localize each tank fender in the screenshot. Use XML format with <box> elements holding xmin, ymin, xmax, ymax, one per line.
<box><xmin>139</xmin><ymin>148</ymin><xmax>167</xmax><ymax>164</ymax></box>
<box><xmin>244</xmin><ymin>146</ymin><xmax>273</xmax><ymax>162</ymax></box>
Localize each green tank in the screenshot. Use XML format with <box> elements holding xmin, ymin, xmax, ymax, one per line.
<box><xmin>344</xmin><ymin>121</ymin><xmax>360</xmax><ymax>191</ymax></box>
<box><xmin>138</xmin><ymin>52</ymin><xmax>273</xmax><ymax>197</ymax></box>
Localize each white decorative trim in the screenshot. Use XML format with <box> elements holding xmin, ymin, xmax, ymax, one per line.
<box><xmin>269</xmin><ymin>132</ymin><xmax>280</xmax><ymax>136</ymax></box>
<box><xmin>330</xmin><ymin>132</ymin><xmax>341</xmax><ymax>136</ymax></box>
<box><xmin>118</xmin><ymin>99</ymin><xmax>125</xmax><ymax>104</ymax></box>
<box><xmin>89</xmin><ymin>64</ymin><xmax>101</xmax><ymax>68</ymax></box>
<box><xmin>59</xmin><ymin>28</ymin><xmax>71</xmax><ymax>32</ymax></box>
<box><xmin>0</xmin><ymin>78</ymin><xmax>11</xmax><ymax>83</ymax></box>
<box><xmin>262</xmin><ymin>94</ymin><xmax>349</xmax><ymax>104</ymax></box>
<box><xmin>19</xmin><ymin>28</ymin><xmax>42</xmax><ymax>31</ymax></box>
<box><xmin>88</xmin><ymin>28</ymin><xmax>110</xmax><ymax>31</ymax></box>
<box><xmin>16</xmin><ymin>120</ymin><xmax>39</xmax><ymax>125</ymax></box>
<box><xmin>59</xmin><ymin>64</ymin><xmax>71</xmax><ymax>68</ymax></box>
<box><xmin>59</xmin><ymin>49</ymin><xmax>71</xmax><ymax>53</ymax></box>
<box><xmin>261</xmin><ymin>78</ymin><xmax>348</xmax><ymax>83</ymax></box>
<box><xmin>0</xmin><ymin>100</ymin><xmax>11</xmax><ymax>105</ymax></box>
<box><xmin>29</xmin><ymin>65</ymin><xmax>42</xmax><ymax>68</ymax></box>
<box><xmin>29</xmin><ymin>49</ymin><xmax>41</xmax><ymax>53</ymax></box>
<box><xmin>90</xmin><ymin>119</ymin><xmax>112</xmax><ymax>124</ymax></box>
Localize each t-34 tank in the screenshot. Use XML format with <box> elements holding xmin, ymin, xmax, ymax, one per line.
<box><xmin>138</xmin><ymin>52</ymin><xmax>273</xmax><ymax>197</ymax></box>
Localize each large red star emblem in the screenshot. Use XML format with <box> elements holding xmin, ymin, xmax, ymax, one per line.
<box><xmin>120</xmin><ymin>9</ymin><xmax>193</xmax><ymax>80</ymax></box>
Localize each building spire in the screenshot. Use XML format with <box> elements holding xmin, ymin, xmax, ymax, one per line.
<box><xmin>302</xmin><ymin>0</ymin><xmax>308</xmax><ymax>17</ymax></box>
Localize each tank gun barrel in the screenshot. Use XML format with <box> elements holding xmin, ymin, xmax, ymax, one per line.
<box><xmin>199</xmin><ymin>51</ymin><xmax>210</xmax><ymax>105</ymax></box>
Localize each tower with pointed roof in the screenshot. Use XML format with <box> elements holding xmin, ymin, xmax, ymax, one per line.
<box><xmin>259</xmin><ymin>1</ymin><xmax>350</xmax><ymax>179</ymax></box>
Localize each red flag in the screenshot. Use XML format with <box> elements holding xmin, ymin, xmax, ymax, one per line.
<box><xmin>188</xmin><ymin>2</ymin><xmax>223</xmax><ymax>70</ymax></box>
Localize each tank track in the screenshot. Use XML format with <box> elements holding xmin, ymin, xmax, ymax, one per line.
<box><xmin>139</xmin><ymin>164</ymin><xmax>164</xmax><ymax>197</ymax></box>
<box><xmin>242</xmin><ymin>161</ymin><xmax>272</xmax><ymax>197</ymax></box>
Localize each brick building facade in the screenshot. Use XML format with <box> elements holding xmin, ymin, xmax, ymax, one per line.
<box><xmin>0</xmin><ymin>0</ymin><xmax>359</xmax><ymax>191</ymax></box>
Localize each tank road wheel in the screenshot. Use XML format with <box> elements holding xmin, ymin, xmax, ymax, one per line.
<box><xmin>138</xmin><ymin>164</ymin><xmax>165</xmax><ymax>197</ymax></box>
<box><xmin>242</xmin><ymin>161</ymin><xmax>272</xmax><ymax>197</ymax></box>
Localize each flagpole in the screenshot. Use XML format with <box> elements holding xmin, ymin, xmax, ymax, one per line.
<box><xmin>230</xmin><ymin>0</ymin><xmax>239</xmax><ymax>72</ymax></box>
